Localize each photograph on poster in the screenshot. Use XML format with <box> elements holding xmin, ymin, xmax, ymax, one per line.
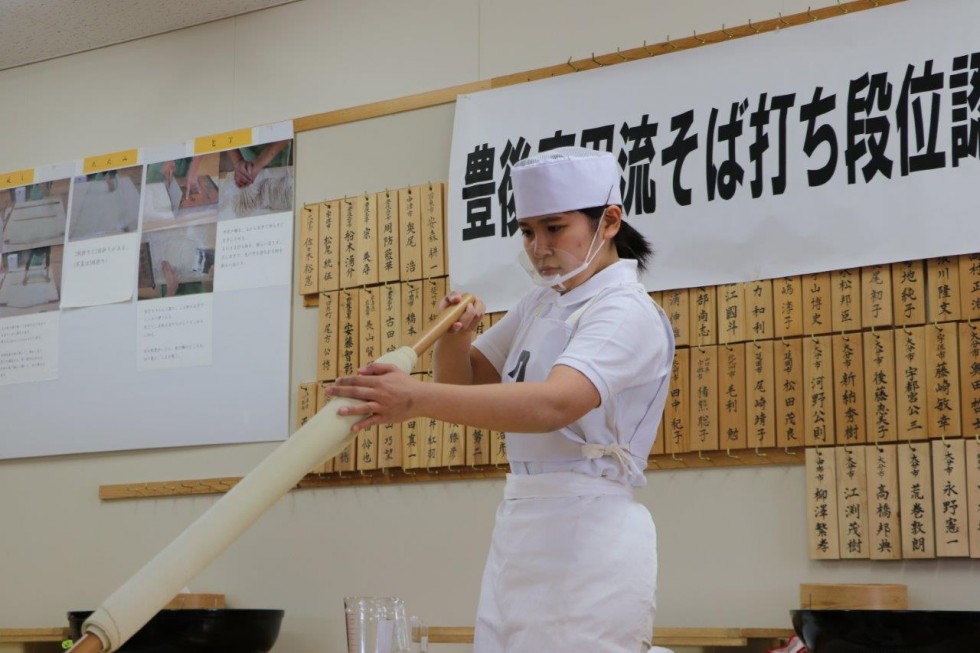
<box><xmin>142</xmin><ymin>153</ymin><xmax>220</xmax><ymax>232</ymax></box>
<box><xmin>137</xmin><ymin>223</ymin><xmax>216</xmax><ymax>300</ymax></box>
<box><xmin>0</xmin><ymin>245</ymin><xmax>63</xmax><ymax>318</ymax></box>
<box><xmin>217</xmin><ymin>139</ymin><xmax>293</xmax><ymax>220</ymax></box>
<box><xmin>0</xmin><ymin>178</ymin><xmax>71</xmax><ymax>252</ymax></box>
<box><xmin>67</xmin><ymin>165</ymin><xmax>142</xmax><ymax>241</ymax></box>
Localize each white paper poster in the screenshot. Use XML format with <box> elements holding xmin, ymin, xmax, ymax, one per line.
<box><xmin>137</xmin><ymin>293</ymin><xmax>213</xmax><ymax>371</ymax></box>
<box><xmin>60</xmin><ymin>232</ymin><xmax>140</xmax><ymax>307</ymax></box>
<box><xmin>213</xmin><ymin>212</ymin><xmax>292</xmax><ymax>292</ymax></box>
<box><xmin>0</xmin><ymin>312</ymin><xmax>58</xmax><ymax>386</ymax></box>
<box><xmin>448</xmin><ymin>0</ymin><xmax>980</xmax><ymax>311</ymax></box>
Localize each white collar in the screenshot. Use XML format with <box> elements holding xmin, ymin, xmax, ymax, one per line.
<box><xmin>547</xmin><ymin>259</ymin><xmax>640</xmax><ymax>307</ymax></box>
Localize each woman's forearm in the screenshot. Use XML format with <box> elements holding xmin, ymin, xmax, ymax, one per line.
<box><xmin>432</xmin><ymin>334</ymin><xmax>476</xmax><ymax>385</ymax></box>
<box><xmin>415</xmin><ymin>372</ymin><xmax>594</xmax><ymax>433</ymax></box>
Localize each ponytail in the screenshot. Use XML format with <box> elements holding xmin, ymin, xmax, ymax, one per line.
<box><xmin>581</xmin><ymin>206</ymin><xmax>653</xmax><ymax>272</ymax></box>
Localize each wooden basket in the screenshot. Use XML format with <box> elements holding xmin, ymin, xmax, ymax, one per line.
<box><xmin>164</xmin><ymin>593</ymin><xmax>226</xmax><ymax>610</ymax></box>
<box><xmin>799</xmin><ymin>583</ymin><xmax>908</xmax><ymax>610</ymax></box>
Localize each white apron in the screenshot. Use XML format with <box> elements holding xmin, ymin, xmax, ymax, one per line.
<box><xmin>473</xmin><ymin>290</ymin><xmax>659</xmax><ymax>653</ymax></box>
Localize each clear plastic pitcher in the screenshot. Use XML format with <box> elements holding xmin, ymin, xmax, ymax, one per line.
<box><xmin>345</xmin><ymin>597</ymin><xmax>410</xmax><ymax>653</ymax></box>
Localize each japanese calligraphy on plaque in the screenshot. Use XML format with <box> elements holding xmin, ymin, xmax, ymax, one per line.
<box><xmin>662</xmin><ymin>288</ymin><xmax>690</xmax><ymax>347</ymax></box>
<box><xmin>896</xmin><ymin>326</ymin><xmax>928</xmax><ymax>440</ymax></box>
<box><xmin>690</xmin><ymin>345</ymin><xmax>719</xmax><ymax>452</ymax></box>
<box><xmin>898</xmin><ymin>442</ymin><xmax>935</xmax><ymax>558</ymax></box>
<box><xmin>960</xmin><ymin>323</ymin><xmax>979</xmax><ymax>437</ymax></box>
<box><xmin>803</xmin><ymin>273</ymin><xmax>833</xmax><ymax>336</ymax></box>
<box><xmin>380</xmin><ymin>283</ymin><xmax>402</xmax><ymax>355</ymax></box>
<box><xmin>775</xmin><ymin>338</ymin><xmax>804</xmax><ymax>448</ymax></box>
<box><xmin>925</xmin><ymin>323</ymin><xmax>960</xmax><ymax>438</ymax></box>
<box><xmin>804</xmin><ymin>335</ymin><xmax>835</xmax><ymax>446</ymax></box>
<box><xmin>866</xmin><ymin>444</ymin><xmax>901</xmax><ymax>560</ymax></box>
<box><xmin>806</xmin><ymin>447</ymin><xmax>841</xmax><ymax>559</ymax></box>
<box><xmin>320</xmin><ymin>200</ymin><xmax>340</xmax><ymax>292</ymax></box>
<box><xmin>378</xmin><ymin>191</ymin><xmax>400</xmax><ymax>284</ymax></box>
<box><xmin>927</xmin><ymin>256</ymin><xmax>961</xmax><ymax>323</ymax></box>
<box><xmin>833</xmin><ymin>334</ymin><xmax>866</xmax><ymax>445</ymax></box>
<box><xmin>719</xmin><ymin>344</ymin><xmax>746</xmax><ymax>450</ymax></box>
<box><xmin>863</xmin><ymin>329</ymin><xmax>897</xmax><ymax>443</ymax></box>
<box><xmin>836</xmin><ymin>445</ymin><xmax>869</xmax><ymax>558</ymax></box>
<box><xmin>399</xmin><ymin>187</ymin><xmax>422</xmax><ymax>281</ymax></box>
<box><xmin>466</xmin><ymin>425</ymin><xmax>490</xmax><ymax>466</ymax></box>
<box><xmin>421</xmin><ymin>183</ymin><xmax>446</xmax><ymax>278</ymax></box>
<box><xmin>718</xmin><ymin>283</ymin><xmax>745</xmax><ymax>344</ymax></box>
<box><xmin>317</xmin><ymin>290</ymin><xmax>338</xmax><ymax>382</ymax></box>
<box><xmin>861</xmin><ymin>264</ymin><xmax>892</xmax><ymax>328</ymax></box>
<box><xmin>746</xmin><ymin>280</ymin><xmax>774</xmax><ymax>341</ymax></box>
<box><xmin>960</xmin><ymin>253</ymin><xmax>980</xmax><ymax>320</ymax></box>
<box><xmin>775</xmin><ymin>276</ymin><xmax>803</xmax><ymax>338</ymax></box>
<box><xmin>931</xmin><ymin>439</ymin><xmax>968</xmax><ymax>557</ymax></box>
<box><xmin>831</xmin><ymin>268</ymin><xmax>861</xmax><ymax>333</ymax></box>
<box><xmin>691</xmin><ymin>286</ymin><xmax>717</xmax><ymax>346</ymax></box>
<box><xmin>748</xmin><ymin>340</ymin><xmax>775</xmax><ymax>449</ymax></box>
<box><xmin>665</xmin><ymin>348</ymin><xmax>690</xmax><ymax>455</ymax></box>
<box><xmin>892</xmin><ymin>260</ymin><xmax>925</xmax><ymax>326</ymax></box>
<box><xmin>966</xmin><ymin>439</ymin><xmax>980</xmax><ymax>558</ymax></box>
<box><xmin>341</xmin><ymin>198</ymin><xmax>357</xmax><ymax>288</ymax></box>
<box><xmin>298</xmin><ymin>204</ymin><xmax>319</xmax><ymax>294</ymax></box>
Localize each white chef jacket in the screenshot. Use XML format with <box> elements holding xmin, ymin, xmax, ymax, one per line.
<box><xmin>473</xmin><ymin>259</ymin><xmax>674</xmax><ymax>485</ymax></box>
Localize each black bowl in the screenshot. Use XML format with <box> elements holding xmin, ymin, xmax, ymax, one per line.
<box><xmin>68</xmin><ymin>609</ymin><xmax>284</xmax><ymax>653</ymax></box>
<box><xmin>791</xmin><ymin>609</ymin><xmax>980</xmax><ymax>653</ymax></box>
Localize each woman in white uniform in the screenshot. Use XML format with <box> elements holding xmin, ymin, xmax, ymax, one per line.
<box><xmin>327</xmin><ymin>146</ymin><xmax>675</xmax><ymax>652</ymax></box>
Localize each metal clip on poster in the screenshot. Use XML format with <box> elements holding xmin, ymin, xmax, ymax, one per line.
<box><xmin>67</xmin><ymin>296</ymin><xmax>476</xmax><ymax>653</ymax></box>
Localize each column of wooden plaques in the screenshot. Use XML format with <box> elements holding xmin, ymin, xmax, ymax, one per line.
<box><xmin>298</xmin><ymin>183</ymin><xmax>979</xmax><ymax>492</ymax></box>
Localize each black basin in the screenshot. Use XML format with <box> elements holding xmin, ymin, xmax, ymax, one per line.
<box><xmin>68</xmin><ymin>609</ymin><xmax>284</xmax><ymax>653</ymax></box>
<box><xmin>792</xmin><ymin>609</ymin><xmax>980</xmax><ymax>653</ymax></box>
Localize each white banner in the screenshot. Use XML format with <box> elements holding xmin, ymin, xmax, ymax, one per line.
<box><xmin>448</xmin><ymin>0</ymin><xmax>980</xmax><ymax>311</ymax></box>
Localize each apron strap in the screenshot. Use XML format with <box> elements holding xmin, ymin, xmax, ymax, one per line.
<box><xmin>581</xmin><ymin>443</ymin><xmax>645</xmax><ymax>484</ymax></box>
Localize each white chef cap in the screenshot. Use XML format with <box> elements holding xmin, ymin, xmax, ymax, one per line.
<box><xmin>511</xmin><ymin>146</ymin><xmax>623</xmax><ymax>220</ymax></box>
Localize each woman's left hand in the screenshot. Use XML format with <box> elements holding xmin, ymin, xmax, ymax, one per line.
<box><xmin>325</xmin><ymin>363</ymin><xmax>422</xmax><ymax>431</ymax></box>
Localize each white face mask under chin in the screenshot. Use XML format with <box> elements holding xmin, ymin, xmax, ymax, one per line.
<box><xmin>518</xmin><ymin>222</ymin><xmax>605</xmax><ymax>291</ymax></box>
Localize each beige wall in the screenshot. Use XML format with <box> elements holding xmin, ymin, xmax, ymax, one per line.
<box><xmin>3</xmin><ymin>2</ymin><xmax>979</xmax><ymax>653</ymax></box>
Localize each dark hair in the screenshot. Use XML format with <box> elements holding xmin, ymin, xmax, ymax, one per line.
<box><xmin>581</xmin><ymin>205</ymin><xmax>653</xmax><ymax>272</ymax></box>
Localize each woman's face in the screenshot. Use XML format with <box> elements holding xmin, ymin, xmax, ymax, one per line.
<box><xmin>517</xmin><ymin>210</ymin><xmax>617</xmax><ymax>292</ymax></box>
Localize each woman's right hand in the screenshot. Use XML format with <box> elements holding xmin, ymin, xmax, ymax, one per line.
<box><xmin>439</xmin><ymin>291</ymin><xmax>485</xmax><ymax>335</ymax></box>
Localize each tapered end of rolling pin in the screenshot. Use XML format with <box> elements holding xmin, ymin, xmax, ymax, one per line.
<box><xmin>66</xmin><ymin>633</ymin><xmax>105</xmax><ymax>653</ymax></box>
<box><xmin>412</xmin><ymin>293</ymin><xmax>476</xmax><ymax>356</ymax></box>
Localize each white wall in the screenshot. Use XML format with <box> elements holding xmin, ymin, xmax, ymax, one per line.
<box><xmin>5</xmin><ymin>2</ymin><xmax>979</xmax><ymax>653</ymax></box>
